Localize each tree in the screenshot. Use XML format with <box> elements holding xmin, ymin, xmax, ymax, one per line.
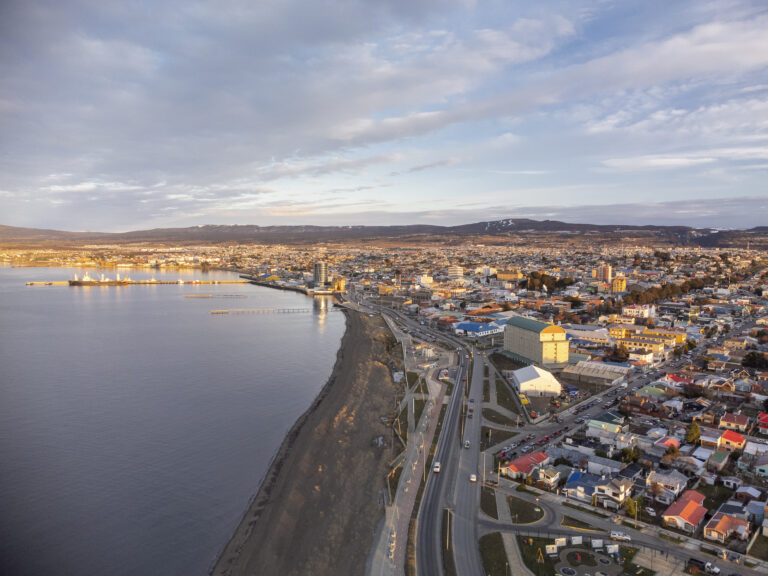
<box><xmin>686</xmin><ymin>422</ymin><xmax>701</xmax><ymax>444</ymax></box>
<box><xmin>621</xmin><ymin>446</ymin><xmax>640</xmax><ymax>463</ymax></box>
<box><xmin>743</xmin><ymin>351</ymin><xmax>768</xmax><ymax>369</ymax></box>
<box><xmin>625</xmin><ymin>497</ymin><xmax>637</xmax><ymax>517</ymax></box>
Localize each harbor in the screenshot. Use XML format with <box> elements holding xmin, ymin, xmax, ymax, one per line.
<box><xmin>26</xmin><ymin>272</ymin><xmax>249</xmax><ymax>287</ymax></box>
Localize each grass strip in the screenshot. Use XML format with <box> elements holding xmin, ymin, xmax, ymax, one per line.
<box><xmin>479</xmin><ymin>532</ymin><xmax>508</xmax><ymax>576</ymax></box>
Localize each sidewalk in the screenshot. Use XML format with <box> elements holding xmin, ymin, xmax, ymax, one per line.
<box><xmin>495</xmin><ymin>489</ymin><xmax>535</xmax><ymax>576</ymax></box>
<box><xmin>632</xmin><ymin>548</ymin><xmax>687</xmax><ymax>575</ymax></box>
<box><xmin>368</xmin><ymin>367</ymin><xmax>447</xmax><ymax>576</ymax></box>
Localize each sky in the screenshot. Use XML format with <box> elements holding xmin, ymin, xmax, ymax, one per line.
<box><xmin>1</xmin><ymin>0</ymin><xmax>767</xmax><ymax>232</ymax></box>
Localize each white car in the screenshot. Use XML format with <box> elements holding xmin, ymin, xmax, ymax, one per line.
<box><xmin>610</xmin><ymin>530</ymin><xmax>631</xmax><ymax>542</ymax></box>
<box><xmin>469</xmin><ymin>474</ymin><xmax>477</xmax><ymax>483</ymax></box>
<box><xmin>646</xmin><ymin>507</ymin><xmax>656</xmax><ymax>517</ymax></box>
<box><xmin>433</xmin><ymin>461</ymin><xmax>441</xmax><ymax>473</ymax></box>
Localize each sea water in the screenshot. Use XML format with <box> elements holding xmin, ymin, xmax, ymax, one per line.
<box><xmin>0</xmin><ymin>266</ymin><xmax>345</xmax><ymax>576</ymax></box>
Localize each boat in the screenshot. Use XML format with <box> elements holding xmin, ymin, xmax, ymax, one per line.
<box><xmin>68</xmin><ymin>272</ymin><xmax>132</xmax><ymax>286</ymax></box>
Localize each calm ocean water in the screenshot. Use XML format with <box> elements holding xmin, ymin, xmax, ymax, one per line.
<box><xmin>0</xmin><ymin>266</ymin><xmax>345</xmax><ymax>576</ymax></box>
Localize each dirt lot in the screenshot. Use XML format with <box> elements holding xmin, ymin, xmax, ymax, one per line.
<box><xmin>212</xmin><ymin>309</ymin><xmax>401</xmax><ymax>576</ymax></box>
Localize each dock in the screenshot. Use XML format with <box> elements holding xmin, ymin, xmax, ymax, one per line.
<box><xmin>27</xmin><ymin>279</ymin><xmax>249</xmax><ymax>287</ymax></box>
<box><xmin>210</xmin><ymin>308</ymin><xmax>313</xmax><ymax>315</ymax></box>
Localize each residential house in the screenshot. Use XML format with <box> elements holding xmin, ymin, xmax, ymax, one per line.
<box><xmin>646</xmin><ymin>469</ymin><xmax>689</xmax><ymax>505</ymax></box>
<box><xmin>587</xmin><ymin>455</ymin><xmax>624</xmax><ymax>477</ymax></box>
<box><xmin>746</xmin><ymin>499</ymin><xmax>767</xmax><ymax>525</ymax></box>
<box><xmin>502</xmin><ymin>451</ymin><xmax>550</xmax><ymax>480</ymax></box>
<box><xmin>722</xmin><ymin>476</ymin><xmax>744</xmax><ymax>490</ymax></box>
<box><xmin>585</xmin><ymin>411</ymin><xmax>627</xmax><ymax>438</ymax></box>
<box><xmin>717</xmin><ymin>430</ymin><xmax>746</xmax><ymax>452</ymax></box>
<box><xmin>594</xmin><ymin>477</ymin><xmax>634</xmax><ymax>510</ymax></box>
<box><xmin>707</xmin><ymin>450</ymin><xmax>730</xmax><ymax>473</ymax></box>
<box><xmin>537</xmin><ymin>466</ymin><xmax>561</xmax><ymax>490</ymax></box>
<box><xmin>699</xmin><ymin>430</ymin><xmax>722</xmax><ymax>450</ymax></box>
<box><xmin>734</xmin><ymin>486</ymin><xmax>762</xmax><ymax>504</ymax></box>
<box><xmin>661</xmin><ymin>490</ymin><xmax>708</xmax><ymax>534</ymax></box>
<box><xmin>563</xmin><ymin>471</ymin><xmax>601</xmax><ymax>503</ymax></box>
<box><xmin>704</xmin><ymin>510</ymin><xmax>751</xmax><ymax>543</ymax></box>
<box><xmin>757</xmin><ymin>412</ymin><xmax>768</xmax><ymax>436</ymax></box>
<box><xmin>756</xmin><ymin>454</ymin><xmax>768</xmax><ymax>478</ymax></box>
<box><xmin>719</xmin><ymin>412</ymin><xmax>750</xmax><ymax>433</ymax></box>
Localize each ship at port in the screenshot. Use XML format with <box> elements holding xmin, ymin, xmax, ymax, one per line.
<box><xmin>63</xmin><ymin>272</ymin><xmax>246</xmax><ymax>287</ymax></box>
<box><xmin>69</xmin><ymin>272</ymin><xmax>140</xmax><ymax>286</ymax></box>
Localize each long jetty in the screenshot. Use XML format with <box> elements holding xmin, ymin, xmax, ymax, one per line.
<box><xmin>27</xmin><ymin>280</ymin><xmax>249</xmax><ymax>286</ymax></box>
<box><xmin>210</xmin><ymin>308</ymin><xmax>312</xmax><ymax>315</ymax></box>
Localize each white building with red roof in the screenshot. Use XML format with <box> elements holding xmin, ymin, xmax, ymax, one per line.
<box><xmin>501</xmin><ymin>451</ymin><xmax>550</xmax><ymax>480</ymax></box>
<box><xmin>662</xmin><ymin>490</ymin><xmax>708</xmax><ymax>534</ymax></box>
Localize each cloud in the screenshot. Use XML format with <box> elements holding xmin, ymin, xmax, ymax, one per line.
<box><xmin>1</xmin><ymin>1</ymin><xmax>767</xmax><ymax>230</ymax></box>
<box><xmin>602</xmin><ymin>146</ymin><xmax>768</xmax><ymax>171</ymax></box>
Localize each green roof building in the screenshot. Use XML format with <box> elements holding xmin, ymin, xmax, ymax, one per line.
<box><xmin>503</xmin><ymin>316</ymin><xmax>569</xmax><ymax>367</ymax></box>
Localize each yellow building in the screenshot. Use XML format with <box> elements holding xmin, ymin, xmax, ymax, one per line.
<box><xmin>616</xmin><ymin>338</ymin><xmax>665</xmax><ymax>354</ymax></box>
<box><xmin>331</xmin><ymin>277</ymin><xmax>346</xmax><ymax>292</ymax></box>
<box><xmin>503</xmin><ymin>317</ymin><xmax>569</xmax><ymax>366</ymax></box>
<box><xmin>642</xmin><ymin>327</ymin><xmax>687</xmax><ymax>345</ymax></box>
<box><xmin>608</xmin><ymin>325</ymin><xmax>644</xmax><ymax>339</ymax></box>
<box><xmin>497</xmin><ymin>270</ymin><xmax>524</xmax><ymax>281</ymax></box>
<box><xmin>611</xmin><ymin>277</ymin><xmax>627</xmax><ymax>293</ymax></box>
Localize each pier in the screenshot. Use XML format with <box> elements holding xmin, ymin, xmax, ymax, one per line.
<box><xmin>27</xmin><ymin>279</ymin><xmax>250</xmax><ymax>287</ymax></box>
<box><xmin>210</xmin><ymin>308</ymin><xmax>313</xmax><ymax>315</ymax></box>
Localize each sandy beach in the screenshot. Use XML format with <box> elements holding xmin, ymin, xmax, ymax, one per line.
<box><xmin>211</xmin><ymin>308</ymin><xmax>402</xmax><ymax>576</ymax></box>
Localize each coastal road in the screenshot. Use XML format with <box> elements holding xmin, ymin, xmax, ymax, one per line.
<box><xmin>416</xmin><ymin>349</ymin><xmax>467</xmax><ymax>576</ymax></box>
<box><xmin>448</xmin><ymin>346</ymin><xmax>486</xmax><ymax>576</ymax></box>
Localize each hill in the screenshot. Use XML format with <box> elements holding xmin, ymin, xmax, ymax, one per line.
<box><xmin>0</xmin><ymin>220</ymin><xmax>766</xmax><ymax>248</ymax></box>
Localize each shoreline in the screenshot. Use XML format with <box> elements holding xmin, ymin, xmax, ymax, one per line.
<box><xmin>211</xmin><ymin>306</ymin><xmax>400</xmax><ymax>576</ymax></box>
<box><xmin>210</xmin><ymin>307</ymin><xmax>353</xmax><ymax>574</ymax></box>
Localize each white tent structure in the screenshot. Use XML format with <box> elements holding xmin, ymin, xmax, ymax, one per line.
<box><xmin>511</xmin><ymin>365</ymin><xmax>562</xmax><ymax>397</ymax></box>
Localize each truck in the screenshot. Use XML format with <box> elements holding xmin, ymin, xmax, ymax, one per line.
<box><xmin>686</xmin><ymin>558</ymin><xmax>720</xmax><ymax>574</ymax></box>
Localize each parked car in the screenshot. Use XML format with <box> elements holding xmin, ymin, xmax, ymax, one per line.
<box><xmin>687</xmin><ymin>558</ymin><xmax>720</xmax><ymax>574</ymax></box>
<box><xmin>645</xmin><ymin>507</ymin><xmax>656</xmax><ymax>517</ymax></box>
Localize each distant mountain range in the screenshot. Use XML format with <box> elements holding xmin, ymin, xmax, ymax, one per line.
<box><xmin>1</xmin><ymin>220</ymin><xmax>766</xmax><ymax>248</ymax></box>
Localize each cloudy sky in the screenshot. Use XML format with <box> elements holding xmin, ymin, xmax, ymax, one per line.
<box><xmin>1</xmin><ymin>0</ymin><xmax>767</xmax><ymax>231</ymax></box>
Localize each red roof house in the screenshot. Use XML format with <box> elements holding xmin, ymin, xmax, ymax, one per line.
<box><xmin>717</xmin><ymin>430</ymin><xmax>746</xmax><ymax>451</ymax></box>
<box><xmin>757</xmin><ymin>412</ymin><xmax>768</xmax><ymax>436</ymax></box>
<box><xmin>501</xmin><ymin>451</ymin><xmax>550</xmax><ymax>479</ymax></box>
<box><xmin>662</xmin><ymin>490</ymin><xmax>708</xmax><ymax>534</ymax></box>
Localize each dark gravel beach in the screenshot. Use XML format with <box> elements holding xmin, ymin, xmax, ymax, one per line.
<box><xmin>211</xmin><ymin>309</ymin><xmax>401</xmax><ymax>576</ymax></box>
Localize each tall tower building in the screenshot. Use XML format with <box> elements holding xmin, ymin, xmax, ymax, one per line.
<box><xmin>593</xmin><ymin>264</ymin><xmax>613</xmax><ymax>283</ymax></box>
<box><xmin>313</xmin><ymin>262</ymin><xmax>328</xmax><ymax>286</ymax></box>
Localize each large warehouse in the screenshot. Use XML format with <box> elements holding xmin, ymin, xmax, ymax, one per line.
<box><xmin>503</xmin><ymin>316</ymin><xmax>569</xmax><ymax>366</ymax></box>
<box><xmin>560</xmin><ymin>360</ymin><xmax>630</xmax><ymax>386</ymax></box>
